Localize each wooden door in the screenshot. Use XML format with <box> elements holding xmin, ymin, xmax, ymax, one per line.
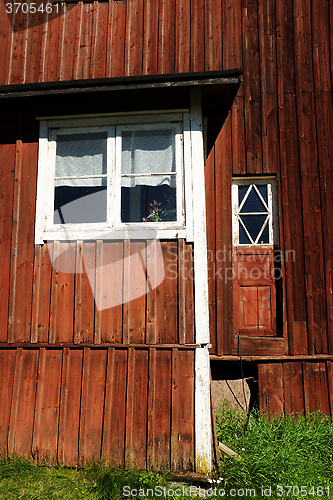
<box><xmin>233</xmin><ymin>246</ymin><xmax>276</xmax><ymax>336</ymax></box>
<box><xmin>232</xmin><ymin>180</ymin><xmax>279</xmax><ymax>344</ymax></box>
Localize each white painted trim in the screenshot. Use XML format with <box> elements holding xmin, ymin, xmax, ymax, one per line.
<box><xmin>195</xmin><ymin>347</ymin><xmax>212</xmax><ymax>473</ymax></box>
<box><xmin>183</xmin><ymin>112</ymin><xmax>194</xmax><ymax>242</ymax></box>
<box><xmin>35</xmin><ymin>121</ymin><xmax>50</xmax><ymax>244</ymax></box>
<box><xmin>190</xmin><ymin>88</ymin><xmax>210</xmax><ymax>345</ymax></box>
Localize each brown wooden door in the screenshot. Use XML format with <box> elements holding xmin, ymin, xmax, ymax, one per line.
<box><xmin>233</xmin><ymin>246</ymin><xmax>277</xmax><ymax>336</ymax></box>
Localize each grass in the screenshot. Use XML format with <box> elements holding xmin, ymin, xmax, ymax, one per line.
<box><xmin>0</xmin><ymin>407</ymin><xmax>333</xmax><ymax>499</ymax></box>
<box><xmin>215</xmin><ymin>403</ymin><xmax>333</xmax><ymax>498</ymax></box>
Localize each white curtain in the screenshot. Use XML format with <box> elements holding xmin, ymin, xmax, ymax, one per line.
<box><xmin>121</xmin><ymin>129</ymin><xmax>176</xmax><ymax>188</ymax></box>
<box><xmin>55</xmin><ymin>132</ymin><xmax>107</xmax><ymax>187</ymax></box>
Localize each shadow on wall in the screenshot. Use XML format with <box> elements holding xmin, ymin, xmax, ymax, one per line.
<box><xmin>210</xmin><ymin>361</ymin><xmax>258</xmax><ymax>413</ymax></box>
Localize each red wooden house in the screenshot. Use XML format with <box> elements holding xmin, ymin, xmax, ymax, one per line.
<box><xmin>0</xmin><ymin>0</ymin><xmax>333</xmax><ymax>473</ymax></box>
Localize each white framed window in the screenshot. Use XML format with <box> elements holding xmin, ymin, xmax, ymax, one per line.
<box><xmin>232</xmin><ymin>177</ymin><xmax>278</xmax><ymax>246</ymax></box>
<box><xmin>35</xmin><ymin>111</ymin><xmax>193</xmax><ymax>243</ymax></box>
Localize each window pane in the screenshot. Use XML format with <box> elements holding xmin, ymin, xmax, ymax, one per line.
<box><xmin>240</xmin><ymin>185</ymin><xmax>267</xmax><ymax>213</ymax></box>
<box><xmin>54</xmin><ymin>183</ymin><xmax>107</xmax><ymax>224</ymax></box>
<box><xmin>257</xmin><ymin>184</ymin><xmax>268</xmax><ymax>205</ymax></box>
<box><xmin>121</xmin><ymin>129</ymin><xmax>175</xmax><ymax>183</ymax></box>
<box><xmin>239</xmin><ymin>223</ymin><xmax>251</xmax><ymax>245</ymax></box>
<box><xmin>121</xmin><ymin>181</ymin><xmax>176</xmax><ymax>223</ymax></box>
<box><xmin>239</xmin><ymin>215</ymin><xmax>268</xmax><ymax>243</ymax></box>
<box><xmin>238</xmin><ymin>185</ymin><xmax>249</xmax><ymax>206</ymax></box>
<box><xmin>55</xmin><ymin>132</ymin><xmax>107</xmax><ymax>187</ymax></box>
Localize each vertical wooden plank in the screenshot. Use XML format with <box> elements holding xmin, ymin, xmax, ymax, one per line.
<box><xmin>0</xmin><ymin>350</ymin><xmax>16</xmax><ymax>456</ymax></box>
<box><xmin>326</xmin><ymin>361</ymin><xmax>333</xmax><ymax>416</ymax></box>
<box><xmin>91</xmin><ymin>2</ymin><xmax>109</xmax><ymax>79</ymax></box>
<box><xmin>101</xmin><ymin>348</ymin><xmax>127</xmax><ymax>465</ymax></box>
<box><xmin>80</xmin><ymin>3</ymin><xmax>94</xmax><ymax>80</ymax></box>
<box><xmin>146</xmin><ymin>240</ymin><xmax>157</xmax><ymax>345</ymax></box>
<box><xmin>31</xmin><ymin>243</ymin><xmax>53</xmax><ymax>343</ymax></box>
<box><xmin>314</xmin><ymin>92</ymin><xmax>333</xmax><ymax>353</ymax></box>
<box><xmin>38</xmin><ymin>10</ymin><xmax>49</xmax><ymax>82</ymax></box>
<box><xmin>283</xmin><ymin>362</ymin><xmax>304</xmax><ymax>415</ymax></box>
<box><xmin>123</xmin><ymin>241</ymin><xmax>146</xmax><ymax>344</ymax></box>
<box><xmin>154</xmin><ymin>242</ymin><xmax>177</xmax><ymax>344</ymax></box>
<box><xmin>171</xmin><ymin>349</ymin><xmax>194</xmax><ymax>471</ymax></box>
<box><xmin>303</xmin><ymin>362</ymin><xmax>317</xmax><ymax>413</ymax></box>
<box><xmin>258</xmin><ymin>0</ymin><xmax>279</xmax><ymax>174</ymax></box>
<box><xmin>231</xmin><ymin>97</ymin><xmax>246</xmax><ymax>175</ymax></box>
<box><xmin>125</xmin><ymin>348</ymin><xmax>148</xmax><ymax>469</ymax></box>
<box><xmin>8</xmin><ymin>8</ymin><xmax>27</xmax><ymax>84</ymax></box>
<box><xmin>215</xmin><ymin>122</ymin><xmax>233</xmax><ymax>355</ymax></box>
<box><xmin>8</xmin><ymin>349</ymin><xmax>39</xmax><ymax>459</ymax></box>
<box><xmin>147</xmin><ymin>348</ymin><xmax>171</xmax><ymax>470</ymax></box>
<box><xmin>0</xmin><ymin>144</ymin><xmax>15</xmax><ymax>342</ymax></box>
<box><xmin>79</xmin><ymin>348</ymin><xmax>107</xmax><ymax>465</ymax></box>
<box><xmin>175</xmin><ymin>0</ymin><xmax>190</xmax><ymax>73</ymax></box>
<box><xmin>223</xmin><ymin>0</ymin><xmax>245</xmax><ymax>175</ymax></box>
<box><xmin>32</xmin><ymin>349</ymin><xmax>62</xmax><ymax>463</ymax></box>
<box><xmin>49</xmin><ymin>241</ymin><xmax>76</xmax><ymax>344</ymax></box>
<box><xmin>276</xmin><ymin>0</ymin><xmax>307</xmax><ymax>353</ymax></box>
<box><xmin>60</xmin><ymin>3</ymin><xmax>77</xmax><ymax>80</ymax></box>
<box><xmin>94</xmin><ymin>240</ymin><xmax>123</xmax><ymax>344</ymax></box>
<box><xmin>205</xmin><ymin>0</ymin><xmax>222</xmax><ymax>71</ymax></box>
<box><xmin>107</xmin><ymin>0</ymin><xmax>126</xmax><ymax>78</ymax></box>
<box><xmin>73</xmin><ymin>2</ymin><xmax>84</xmax><ymax>80</ymax></box>
<box><xmin>0</xmin><ymin>1</ymin><xmax>12</xmax><ymax>85</ymax></box>
<box><xmin>143</xmin><ymin>0</ymin><xmax>158</xmax><ymax>75</ymax></box>
<box><xmin>158</xmin><ymin>0</ymin><xmax>175</xmax><ymax>74</ymax></box>
<box><xmin>74</xmin><ymin>241</ymin><xmax>95</xmax><ymax>344</ymax></box>
<box><xmin>125</xmin><ymin>0</ymin><xmax>144</xmax><ymax>76</ymax></box>
<box><xmin>8</xmin><ymin>142</ymin><xmax>38</xmax><ymax>343</ymax></box>
<box><xmin>58</xmin><ymin>348</ymin><xmax>83</xmax><ymax>466</ymax></box>
<box><xmin>242</xmin><ymin>0</ymin><xmax>262</xmax><ymax>174</ymax></box>
<box><xmin>190</xmin><ymin>0</ymin><xmax>205</xmax><ymax>72</ymax></box>
<box><xmin>258</xmin><ymin>363</ymin><xmax>284</xmax><ymax>414</ymax></box>
<box><xmin>302</xmin><ymin>362</ymin><xmax>329</xmax><ymax>414</ymax></box>
<box><xmin>44</xmin><ymin>13</ymin><xmax>61</xmax><ymax>82</ymax></box>
<box><xmin>25</xmin><ymin>8</ymin><xmax>44</xmax><ymax>83</ymax></box>
<box><xmin>178</xmin><ymin>240</ymin><xmax>195</xmax><ymax>345</ymax></box>
<box><xmin>297</xmin><ymin>92</ymin><xmax>326</xmax><ymax>354</ymax></box>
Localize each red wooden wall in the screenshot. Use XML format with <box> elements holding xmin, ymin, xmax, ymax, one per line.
<box><xmin>0</xmin><ymin>347</ymin><xmax>195</xmax><ymax>468</ymax></box>
<box><xmin>0</xmin><ymin>0</ymin><xmax>333</xmax><ymax>463</ymax></box>
<box><xmin>1</xmin><ymin>0</ymin><xmax>332</xmax><ymax>357</ymax></box>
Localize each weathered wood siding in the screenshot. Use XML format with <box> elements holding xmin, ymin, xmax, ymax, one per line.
<box><xmin>1</xmin><ymin>0</ymin><xmax>333</xmax><ymax>455</ymax></box>
<box><xmin>0</xmin><ymin>347</ymin><xmax>195</xmax><ymax>468</ymax></box>
<box><xmin>1</xmin><ymin>0</ymin><xmax>332</xmax><ymax>357</ymax></box>
<box><xmin>259</xmin><ymin>360</ymin><xmax>333</xmax><ymax>416</ymax></box>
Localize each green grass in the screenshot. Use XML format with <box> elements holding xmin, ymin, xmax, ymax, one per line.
<box><xmin>215</xmin><ymin>403</ymin><xmax>333</xmax><ymax>498</ymax></box>
<box><xmin>1</xmin><ymin>408</ymin><xmax>333</xmax><ymax>499</ymax></box>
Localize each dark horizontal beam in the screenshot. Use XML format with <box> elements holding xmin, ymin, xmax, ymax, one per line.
<box><xmin>0</xmin><ymin>69</ymin><xmax>242</xmax><ymax>99</ymax></box>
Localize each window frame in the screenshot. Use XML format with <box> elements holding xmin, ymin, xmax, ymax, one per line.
<box><xmin>35</xmin><ymin>111</ymin><xmax>192</xmax><ymax>243</ymax></box>
<box><xmin>232</xmin><ymin>177</ymin><xmax>278</xmax><ymax>247</ymax></box>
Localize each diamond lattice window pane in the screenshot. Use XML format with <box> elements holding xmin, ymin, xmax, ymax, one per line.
<box><xmin>55</xmin><ymin>132</ymin><xmax>107</xmax><ymax>187</ymax></box>
<box><xmin>257</xmin><ymin>185</ymin><xmax>268</xmax><ymax>205</ymax></box>
<box><xmin>241</xmin><ymin>186</ymin><xmax>267</xmax><ymax>213</ymax></box>
<box><xmin>239</xmin><ymin>223</ymin><xmax>252</xmax><ymax>245</ymax></box>
<box><xmin>238</xmin><ymin>185</ymin><xmax>250</xmax><ymax>205</ymax></box>
<box><xmin>240</xmin><ymin>215</ymin><xmax>268</xmax><ymax>242</ymax></box>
